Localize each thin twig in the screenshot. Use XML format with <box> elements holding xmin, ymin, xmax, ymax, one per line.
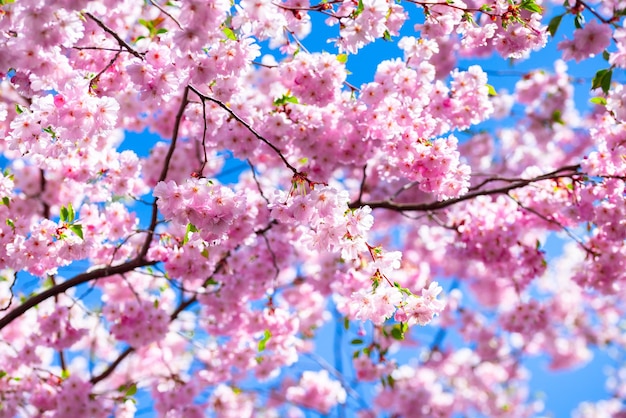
<box><xmin>0</xmin><ymin>272</ymin><xmax>17</xmax><ymax>312</ymax></box>
<box><xmin>188</xmin><ymin>85</ymin><xmax>300</xmax><ymax>176</ymax></box>
<box><xmin>247</xmin><ymin>159</ymin><xmax>269</xmax><ymax>204</ymax></box>
<box><xmin>84</xmin><ymin>12</ymin><xmax>144</xmax><ymax>60</ymax></box>
<box><xmin>507</xmin><ymin>194</ymin><xmax>597</xmax><ymax>256</ymax></box>
<box><xmin>351</xmin><ymin>165</ymin><xmax>581</xmax><ymax>212</ymax></box>
<box><xmin>149</xmin><ymin>0</ymin><xmax>183</xmax><ymax>29</ymax></box>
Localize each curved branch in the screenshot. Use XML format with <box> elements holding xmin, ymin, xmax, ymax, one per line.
<box><xmin>188</xmin><ymin>85</ymin><xmax>301</xmax><ymax>176</ymax></box>
<box><xmin>139</xmin><ymin>86</ymin><xmax>190</xmax><ymax>259</ymax></box>
<box><xmin>84</xmin><ymin>12</ymin><xmax>144</xmax><ymax>60</ymax></box>
<box><xmin>351</xmin><ymin>165</ymin><xmax>581</xmax><ymax>211</ymax></box>
<box><xmin>0</xmin><ymin>258</ymin><xmax>156</xmax><ymax>331</ymax></box>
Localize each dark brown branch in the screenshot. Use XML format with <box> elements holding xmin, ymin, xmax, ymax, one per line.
<box><xmin>0</xmin><ymin>272</ymin><xmax>17</xmax><ymax>312</ymax></box>
<box><xmin>84</xmin><ymin>12</ymin><xmax>144</xmax><ymax>60</ymax></box>
<box><xmin>90</xmin><ymin>347</ymin><xmax>133</xmax><ymax>384</ymax></box>
<box><xmin>139</xmin><ymin>87</ymin><xmax>190</xmax><ymax>259</ymax></box>
<box><xmin>507</xmin><ymin>194</ymin><xmax>597</xmax><ymax>256</ymax></box>
<box><xmin>351</xmin><ymin>165</ymin><xmax>581</xmax><ymax>211</ymax></box>
<box><xmin>0</xmin><ymin>258</ymin><xmax>156</xmax><ymax>331</ymax></box>
<box><xmin>90</xmin><ymin>48</ymin><xmax>122</xmax><ymax>93</ymax></box>
<box><xmin>149</xmin><ymin>0</ymin><xmax>183</xmax><ymax>29</ymax></box>
<box><xmin>188</xmin><ymin>85</ymin><xmax>300</xmax><ymax>176</ymax></box>
<box><xmin>247</xmin><ymin>159</ymin><xmax>269</xmax><ymax>204</ymax></box>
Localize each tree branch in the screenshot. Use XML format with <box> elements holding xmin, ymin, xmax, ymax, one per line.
<box><xmin>84</xmin><ymin>12</ymin><xmax>144</xmax><ymax>60</ymax></box>
<box><xmin>350</xmin><ymin>165</ymin><xmax>581</xmax><ymax>211</ymax></box>
<box><xmin>0</xmin><ymin>258</ymin><xmax>156</xmax><ymax>332</ymax></box>
<box><xmin>188</xmin><ymin>85</ymin><xmax>301</xmax><ymax>177</ymax></box>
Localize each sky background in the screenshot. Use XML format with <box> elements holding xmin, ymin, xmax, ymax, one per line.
<box><xmin>3</xmin><ymin>2</ymin><xmax>620</xmax><ymax>417</ymax></box>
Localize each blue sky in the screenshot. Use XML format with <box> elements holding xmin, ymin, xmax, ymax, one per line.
<box><xmin>3</xmin><ymin>2</ymin><xmax>620</xmax><ymax>416</ymax></box>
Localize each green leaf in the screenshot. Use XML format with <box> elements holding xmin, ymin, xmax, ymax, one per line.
<box><xmin>547</xmin><ymin>14</ymin><xmax>563</xmax><ymax>37</ymax></box>
<box><xmin>69</xmin><ymin>224</ymin><xmax>84</xmax><ymax>240</ymax></box>
<box><xmin>5</xmin><ymin>218</ymin><xmax>14</xmax><ymax>229</ymax></box>
<box><xmin>354</xmin><ymin>0</ymin><xmax>364</xmax><ymax>16</ymax></box>
<box><xmin>1</xmin><ymin>197</ymin><xmax>9</xmax><ymax>207</ymax></box>
<box><xmin>592</xmin><ymin>68</ymin><xmax>612</xmax><ymax>94</ymax></box>
<box><xmin>67</xmin><ymin>203</ymin><xmax>75</xmax><ymax>223</ymax></box>
<box><xmin>14</xmin><ymin>104</ymin><xmax>23</xmax><ymax>114</ymax></box>
<box><xmin>60</xmin><ymin>206</ymin><xmax>69</xmax><ymax>223</ymax></box>
<box><xmin>222</xmin><ymin>26</ymin><xmax>237</xmax><ymax>41</ymax></box>
<box><xmin>520</xmin><ymin>0</ymin><xmax>542</xmax><ymax>14</ymax></box>
<box><xmin>258</xmin><ymin>329</ymin><xmax>272</xmax><ymax>352</ymax></box>
<box><xmin>480</xmin><ymin>4</ymin><xmax>493</xmax><ymax>11</ymax></box>
<box><xmin>350</xmin><ymin>338</ymin><xmax>364</xmax><ymax>345</ymax></box>
<box><xmin>382</xmin><ymin>30</ymin><xmax>392</xmax><ymax>42</ymax></box>
<box><xmin>183</xmin><ymin>223</ymin><xmax>198</xmax><ymax>245</ymax></box>
<box><xmin>336</xmin><ymin>54</ymin><xmax>348</xmax><ymax>63</ymax></box>
<box><xmin>391</xmin><ymin>326</ymin><xmax>404</xmax><ymax>340</ymax></box>
<box><xmin>551</xmin><ymin>109</ymin><xmax>564</xmax><ymax>125</ymax></box>
<box><xmin>574</xmin><ymin>14</ymin><xmax>584</xmax><ymax>29</ymax></box>
<box><xmin>603</xmin><ymin>50</ymin><xmax>610</xmax><ymax>61</ymax></box>
<box><xmin>486</xmin><ymin>84</ymin><xmax>497</xmax><ymax>96</ymax></box>
<box><xmin>125</xmin><ymin>383</ymin><xmax>138</xmax><ymax>397</ymax></box>
<box><xmin>61</xmin><ymin>369</ymin><xmax>70</xmax><ymax>379</ymax></box>
<box><xmin>273</xmin><ymin>94</ymin><xmax>299</xmax><ymax>106</ymax></box>
<box><xmin>590</xmin><ymin>96</ymin><xmax>607</xmax><ymax>105</ymax></box>
<box><xmin>344</xmin><ymin>317</ymin><xmax>350</xmax><ymax>330</ymax></box>
<box><xmin>0</xmin><ymin>371</ymin><xmax>6</xmax><ymax>378</ymax></box>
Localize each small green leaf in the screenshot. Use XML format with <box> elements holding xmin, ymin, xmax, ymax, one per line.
<box><xmin>350</xmin><ymin>338</ymin><xmax>364</xmax><ymax>345</ymax></box>
<box><xmin>603</xmin><ymin>50</ymin><xmax>610</xmax><ymax>61</ymax></box>
<box><xmin>592</xmin><ymin>68</ymin><xmax>613</xmax><ymax>94</ymax></box>
<box><xmin>590</xmin><ymin>96</ymin><xmax>607</xmax><ymax>105</ymax></box>
<box><xmin>5</xmin><ymin>219</ymin><xmax>14</xmax><ymax>229</ymax></box>
<box><xmin>480</xmin><ymin>4</ymin><xmax>493</xmax><ymax>11</ymax></box>
<box><xmin>60</xmin><ymin>206</ymin><xmax>69</xmax><ymax>223</ymax></box>
<box><xmin>258</xmin><ymin>329</ymin><xmax>272</xmax><ymax>352</ymax></box>
<box><xmin>382</xmin><ymin>30</ymin><xmax>392</xmax><ymax>41</ymax></box>
<box><xmin>183</xmin><ymin>223</ymin><xmax>198</xmax><ymax>245</ymax></box>
<box><xmin>222</xmin><ymin>26</ymin><xmax>237</xmax><ymax>41</ymax></box>
<box><xmin>486</xmin><ymin>84</ymin><xmax>497</xmax><ymax>97</ymax></box>
<box><xmin>547</xmin><ymin>14</ymin><xmax>563</xmax><ymax>37</ymax></box>
<box><xmin>69</xmin><ymin>224</ymin><xmax>83</xmax><ymax>240</ymax></box>
<box><xmin>1</xmin><ymin>197</ymin><xmax>9</xmax><ymax>206</ymax></box>
<box><xmin>391</xmin><ymin>327</ymin><xmax>404</xmax><ymax>340</ymax></box>
<box><xmin>520</xmin><ymin>0</ymin><xmax>542</xmax><ymax>14</ymax></box>
<box><xmin>67</xmin><ymin>203</ymin><xmax>75</xmax><ymax>223</ymax></box>
<box><xmin>551</xmin><ymin>109</ymin><xmax>564</xmax><ymax>125</ymax></box>
<box><xmin>14</xmin><ymin>104</ymin><xmax>23</xmax><ymax>114</ymax></box>
<box><xmin>125</xmin><ymin>383</ymin><xmax>138</xmax><ymax>397</ymax></box>
<box><xmin>336</xmin><ymin>54</ymin><xmax>348</xmax><ymax>63</ymax></box>
<box><xmin>353</xmin><ymin>349</ymin><xmax>361</xmax><ymax>358</ymax></box>
<box><xmin>574</xmin><ymin>14</ymin><xmax>584</xmax><ymax>29</ymax></box>
<box><xmin>344</xmin><ymin>317</ymin><xmax>350</xmax><ymax>330</ymax></box>
<box><xmin>61</xmin><ymin>369</ymin><xmax>70</xmax><ymax>379</ymax></box>
<box><xmin>0</xmin><ymin>371</ymin><xmax>6</xmax><ymax>378</ymax></box>
<box><xmin>273</xmin><ymin>94</ymin><xmax>299</xmax><ymax>106</ymax></box>
<box><xmin>353</xmin><ymin>0</ymin><xmax>364</xmax><ymax>16</ymax></box>
<box><xmin>201</xmin><ymin>248</ymin><xmax>209</xmax><ymax>258</ymax></box>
